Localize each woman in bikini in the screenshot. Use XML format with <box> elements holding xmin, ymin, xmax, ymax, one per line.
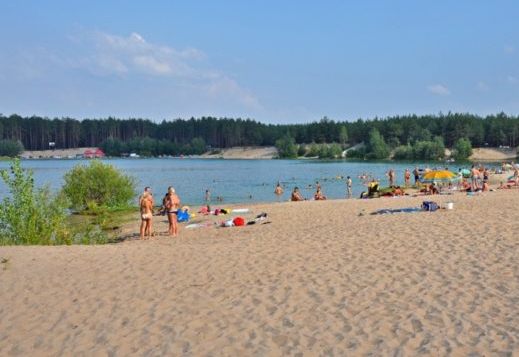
<box><xmin>166</xmin><ymin>186</ymin><xmax>181</xmax><ymax>236</ymax></box>
<box><xmin>140</xmin><ymin>192</ymin><xmax>153</xmax><ymax>239</ymax></box>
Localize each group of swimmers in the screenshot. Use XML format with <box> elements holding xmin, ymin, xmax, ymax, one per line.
<box><xmin>282</xmin><ymin>177</ymin><xmax>353</xmax><ymax>202</ymax></box>
<box><xmin>139</xmin><ymin>186</ymin><xmax>181</xmax><ymax>240</ymax></box>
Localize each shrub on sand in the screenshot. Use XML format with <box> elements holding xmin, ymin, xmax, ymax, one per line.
<box><xmin>0</xmin><ymin>159</ymin><xmax>70</xmax><ymax>245</ymax></box>
<box><xmin>62</xmin><ymin>160</ymin><xmax>136</xmax><ymax>212</ymax></box>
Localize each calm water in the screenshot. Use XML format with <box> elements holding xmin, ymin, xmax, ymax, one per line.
<box><xmin>0</xmin><ymin>159</ymin><xmax>482</xmax><ymax>206</ymax></box>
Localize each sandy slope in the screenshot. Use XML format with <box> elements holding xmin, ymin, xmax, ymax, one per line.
<box><xmin>470</xmin><ymin>147</ymin><xmax>517</xmax><ymax>161</ymax></box>
<box><xmin>1</xmin><ymin>191</ymin><xmax>519</xmax><ymax>355</ymax></box>
<box><xmin>201</xmin><ymin>146</ymin><xmax>278</xmax><ymax>159</ymax></box>
<box><xmin>21</xmin><ymin>148</ymin><xmax>98</xmax><ymax>159</ymax></box>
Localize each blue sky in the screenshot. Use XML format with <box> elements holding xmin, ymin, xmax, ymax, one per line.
<box><xmin>0</xmin><ymin>1</ymin><xmax>518</xmax><ymax>123</ymax></box>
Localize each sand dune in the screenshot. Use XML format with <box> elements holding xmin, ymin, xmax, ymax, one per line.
<box><xmin>1</xmin><ymin>191</ymin><xmax>519</xmax><ymax>355</ymax></box>
<box><xmin>201</xmin><ymin>146</ymin><xmax>278</xmax><ymax>159</ymax></box>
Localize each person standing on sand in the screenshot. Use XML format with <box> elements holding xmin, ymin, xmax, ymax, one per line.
<box><xmin>166</xmin><ymin>187</ymin><xmax>181</xmax><ymax>237</ymax></box>
<box><xmin>140</xmin><ymin>192</ymin><xmax>153</xmax><ymax>240</ymax></box>
<box><xmin>346</xmin><ymin>176</ymin><xmax>352</xmax><ymax>198</ymax></box>
<box><xmin>413</xmin><ymin>167</ymin><xmax>420</xmax><ymax>185</ymax></box>
<box><xmin>139</xmin><ymin>186</ymin><xmax>154</xmax><ymax>207</ymax></box>
<box><xmin>471</xmin><ymin>165</ymin><xmax>479</xmax><ymax>191</ymax></box>
<box><xmin>387</xmin><ymin>169</ymin><xmax>395</xmax><ymax>187</ymax></box>
<box><xmin>404</xmin><ymin>169</ymin><xmax>411</xmax><ymax>187</ymax></box>
<box><xmin>274</xmin><ymin>182</ymin><xmax>284</xmax><ymax>200</ymax></box>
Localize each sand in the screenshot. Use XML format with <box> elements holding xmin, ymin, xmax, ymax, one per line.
<box><xmin>201</xmin><ymin>146</ymin><xmax>278</xmax><ymax>159</ymax></box>
<box><xmin>1</xmin><ymin>190</ymin><xmax>519</xmax><ymax>355</ymax></box>
<box><xmin>470</xmin><ymin>147</ymin><xmax>517</xmax><ymax>161</ymax></box>
<box><xmin>21</xmin><ymin>147</ymin><xmax>99</xmax><ymax>159</ymax></box>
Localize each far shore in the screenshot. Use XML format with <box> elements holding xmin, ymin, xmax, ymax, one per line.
<box><xmin>19</xmin><ymin>145</ymin><xmax>518</xmax><ymax>161</ymax></box>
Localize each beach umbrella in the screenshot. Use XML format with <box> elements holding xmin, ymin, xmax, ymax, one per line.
<box><xmin>421</xmin><ymin>170</ymin><xmax>460</xmax><ymax>183</ymax></box>
<box><xmin>460</xmin><ymin>169</ymin><xmax>471</xmax><ymax>178</ymax></box>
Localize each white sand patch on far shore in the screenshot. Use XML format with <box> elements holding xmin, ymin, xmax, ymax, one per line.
<box><xmin>201</xmin><ymin>146</ymin><xmax>278</xmax><ymax>159</ymax></box>
<box><xmin>470</xmin><ymin>147</ymin><xmax>517</xmax><ymax>161</ymax></box>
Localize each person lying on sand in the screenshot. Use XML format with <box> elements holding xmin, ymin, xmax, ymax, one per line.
<box><xmin>498</xmin><ymin>181</ymin><xmax>512</xmax><ymax>189</ymax></box>
<box><xmin>291</xmin><ymin>187</ymin><xmax>305</xmax><ymax>201</ymax></box>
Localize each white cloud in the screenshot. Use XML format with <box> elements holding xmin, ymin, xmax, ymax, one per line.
<box><xmin>507</xmin><ymin>75</ymin><xmax>517</xmax><ymax>84</ymax></box>
<box><xmin>1</xmin><ymin>30</ymin><xmax>263</xmax><ymax>114</ymax></box>
<box><xmin>504</xmin><ymin>45</ymin><xmax>515</xmax><ymax>54</ymax></box>
<box><xmin>427</xmin><ymin>84</ymin><xmax>450</xmax><ymax>96</ymax></box>
<box><xmin>476</xmin><ymin>81</ymin><xmax>489</xmax><ymax>91</ymax></box>
<box><xmin>84</xmin><ymin>31</ymin><xmax>200</xmax><ymax>77</ymax></box>
<box><xmin>206</xmin><ymin>76</ymin><xmax>261</xmax><ymax>110</ymax></box>
<box><xmin>133</xmin><ymin>55</ymin><xmax>171</xmax><ymax>75</ymax></box>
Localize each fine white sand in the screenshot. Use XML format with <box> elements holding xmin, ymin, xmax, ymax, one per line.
<box><xmin>1</xmin><ymin>190</ymin><xmax>519</xmax><ymax>355</ymax></box>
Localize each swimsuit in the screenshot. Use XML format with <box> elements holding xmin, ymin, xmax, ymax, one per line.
<box><xmin>141</xmin><ymin>213</ymin><xmax>152</xmax><ymax>220</ymax></box>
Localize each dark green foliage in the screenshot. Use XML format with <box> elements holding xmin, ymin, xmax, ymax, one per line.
<box><xmin>412</xmin><ymin>137</ymin><xmax>445</xmax><ymax>160</ymax></box>
<box><xmin>275</xmin><ymin>135</ymin><xmax>298</xmax><ymax>158</ymax></box>
<box><xmin>297</xmin><ymin>144</ymin><xmax>307</xmax><ymax>157</ymax></box>
<box><xmin>2</xmin><ymin>112</ymin><xmax>519</xmax><ymax>158</ymax></box>
<box><xmin>393</xmin><ymin>145</ymin><xmax>414</xmax><ymax>160</ymax></box>
<box><xmin>339</xmin><ymin>125</ymin><xmax>348</xmax><ymax>145</ymax></box>
<box><xmin>62</xmin><ymin>161</ymin><xmax>136</xmax><ymax>212</ymax></box>
<box><xmin>366</xmin><ymin>129</ymin><xmax>390</xmax><ymax>159</ymax></box>
<box><xmin>0</xmin><ymin>139</ymin><xmax>24</xmax><ymax>157</ymax></box>
<box><xmin>345</xmin><ymin>148</ymin><xmax>366</xmax><ymax>159</ymax></box>
<box><xmin>0</xmin><ymin>159</ymin><xmax>70</xmax><ymax>245</ymax></box>
<box><xmin>453</xmin><ymin>137</ymin><xmax>473</xmax><ymax>161</ymax></box>
<box><xmin>0</xmin><ymin>159</ymin><xmax>107</xmax><ymax>245</ymax></box>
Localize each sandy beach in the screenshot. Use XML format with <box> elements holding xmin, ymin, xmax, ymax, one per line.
<box><xmin>1</xmin><ymin>189</ymin><xmax>519</xmax><ymax>355</ymax></box>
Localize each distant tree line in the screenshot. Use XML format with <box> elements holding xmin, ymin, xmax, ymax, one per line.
<box><xmin>1</xmin><ymin>112</ymin><xmax>519</xmax><ymax>158</ymax></box>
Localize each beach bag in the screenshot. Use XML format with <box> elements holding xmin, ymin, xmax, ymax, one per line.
<box><xmin>422</xmin><ymin>201</ymin><xmax>439</xmax><ymax>212</ymax></box>
<box><xmin>233</xmin><ymin>217</ymin><xmax>245</xmax><ymax>226</ymax></box>
<box><xmin>177</xmin><ymin>209</ymin><xmax>190</xmax><ymax>222</ymax></box>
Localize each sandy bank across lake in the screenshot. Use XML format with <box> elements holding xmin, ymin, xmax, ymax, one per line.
<box><xmin>1</xmin><ymin>190</ymin><xmax>519</xmax><ymax>355</ymax></box>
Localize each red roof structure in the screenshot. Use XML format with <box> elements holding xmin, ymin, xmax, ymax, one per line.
<box><xmin>84</xmin><ymin>148</ymin><xmax>104</xmax><ymax>158</ymax></box>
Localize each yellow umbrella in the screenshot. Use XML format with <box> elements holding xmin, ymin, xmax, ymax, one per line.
<box><xmin>421</xmin><ymin>170</ymin><xmax>459</xmax><ymax>183</ymax></box>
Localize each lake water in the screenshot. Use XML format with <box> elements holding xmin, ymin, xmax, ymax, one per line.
<box><xmin>0</xmin><ymin>159</ymin><xmax>484</xmax><ymax>206</ymax></box>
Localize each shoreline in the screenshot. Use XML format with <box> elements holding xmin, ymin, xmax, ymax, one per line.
<box><xmin>19</xmin><ymin>146</ymin><xmax>518</xmax><ymax>161</ymax></box>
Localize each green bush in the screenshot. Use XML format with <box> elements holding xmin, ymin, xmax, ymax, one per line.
<box><xmin>0</xmin><ymin>159</ymin><xmax>69</xmax><ymax>245</ymax></box>
<box><xmin>275</xmin><ymin>134</ymin><xmax>298</xmax><ymax>158</ymax></box>
<box><xmin>307</xmin><ymin>142</ymin><xmax>320</xmax><ymax>157</ymax></box>
<box><xmin>0</xmin><ymin>139</ymin><xmax>24</xmax><ymax>157</ymax></box>
<box><xmin>453</xmin><ymin>137</ymin><xmax>472</xmax><ymax>161</ymax></box>
<box><xmin>62</xmin><ymin>160</ymin><xmax>136</xmax><ymax>212</ymax></box>
<box><xmin>345</xmin><ymin>148</ymin><xmax>365</xmax><ymax>159</ymax></box>
<box><xmin>297</xmin><ymin>144</ymin><xmax>307</xmax><ymax>157</ymax></box>
<box><xmin>366</xmin><ymin>129</ymin><xmax>390</xmax><ymax>159</ymax></box>
<box><xmin>413</xmin><ymin>137</ymin><xmax>445</xmax><ymax>160</ymax></box>
<box><xmin>393</xmin><ymin>145</ymin><xmax>414</xmax><ymax>160</ymax></box>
